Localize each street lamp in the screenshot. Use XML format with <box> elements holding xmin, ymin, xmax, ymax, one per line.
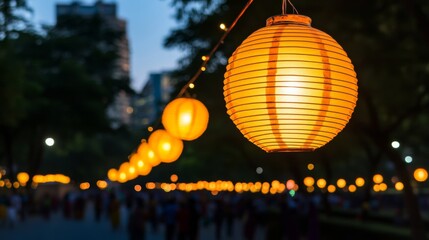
<box><xmin>45</xmin><ymin>137</ymin><xmax>55</xmax><ymax>147</ymax></box>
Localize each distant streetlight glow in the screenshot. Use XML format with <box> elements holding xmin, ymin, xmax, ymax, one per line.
<box><xmin>45</xmin><ymin>138</ymin><xmax>55</xmax><ymax>146</ymax></box>
<box><xmin>405</xmin><ymin>156</ymin><xmax>413</xmax><ymax>164</ymax></box>
<box><xmin>256</xmin><ymin>167</ymin><xmax>263</xmax><ymax>174</ymax></box>
<box><xmin>391</xmin><ymin>141</ymin><xmax>400</xmax><ymax>149</ymax></box>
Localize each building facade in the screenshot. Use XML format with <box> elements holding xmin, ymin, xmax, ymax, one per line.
<box><xmin>56</xmin><ymin>0</ymin><xmax>131</xmax><ymax>128</ymax></box>
<box><xmin>130</xmin><ymin>72</ymin><xmax>177</xmax><ymax>129</ymax></box>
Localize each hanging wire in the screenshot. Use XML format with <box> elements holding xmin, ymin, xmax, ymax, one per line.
<box><xmin>176</xmin><ymin>0</ymin><xmax>254</xmax><ymax>98</ymax></box>
<box><xmin>282</xmin><ymin>0</ymin><xmax>299</xmax><ymax>15</ymax></box>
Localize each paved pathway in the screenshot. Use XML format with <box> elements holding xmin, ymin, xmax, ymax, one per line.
<box><xmin>0</xmin><ymin>203</ymin><xmax>265</xmax><ymax>240</ymax></box>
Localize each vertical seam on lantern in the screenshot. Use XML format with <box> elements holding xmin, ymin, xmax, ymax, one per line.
<box><xmin>266</xmin><ymin>27</ymin><xmax>288</xmax><ymax>151</ymax></box>
<box><xmin>302</xmin><ymin>31</ymin><xmax>332</xmax><ymax>149</ymax></box>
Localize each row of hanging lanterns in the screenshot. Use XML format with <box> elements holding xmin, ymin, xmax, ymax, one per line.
<box><xmin>107</xmin><ymin>97</ymin><xmax>209</xmax><ymax>183</ymax></box>
<box><xmin>109</xmin><ymin>1</ymin><xmax>358</xmax><ymax>183</ymax></box>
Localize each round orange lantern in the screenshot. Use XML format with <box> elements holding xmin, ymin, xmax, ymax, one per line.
<box><xmin>224</xmin><ymin>14</ymin><xmax>358</xmax><ymax>152</ymax></box>
<box><xmin>148</xmin><ymin>129</ymin><xmax>184</xmax><ymax>163</ymax></box>
<box><xmin>137</xmin><ymin>140</ymin><xmax>161</xmax><ymax>167</ymax></box>
<box><xmin>162</xmin><ymin>97</ymin><xmax>209</xmax><ymax>141</ymax></box>
<box><xmin>130</xmin><ymin>153</ymin><xmax>152</xmax><ymax>176</ymax></box>
<box><xmin>414</xmin><ymin>168</ymin><xmax>428</xmax><ymax>182</ymax></box>
<box><xmin>107</xmin><ymin>168</ymin><xmax>118</xmax><ymax>182</ymax></box>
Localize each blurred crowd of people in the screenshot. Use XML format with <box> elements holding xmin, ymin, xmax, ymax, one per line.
<box><xmin>0</xmin><ymin>187</ymin><xmax>323</xmax><ymax>240</ymax></box>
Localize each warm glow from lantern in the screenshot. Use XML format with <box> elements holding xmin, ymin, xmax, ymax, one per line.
<box><xmin>108</xmin><ymin>168</ymin><xmax>118</xmax><ymax>182</ymax></box>
<box><xmin>395</xmin><ymin>182</ymin><xmax>404</xmax><ymax>191</ymax></box>
<box><xmin>134</xmin><ymin>184</ymin><xmax>142</xmax><ymax>192</ymax></box>
<box><xmin>307</xmin><ymin>163</ymin><xmax>315</xmax><ymax>171</ymax></box>
<box><xmin>327</xmin><ymin>185</ymin><xmax>336</xmax><ymax>193</ymax></box>
<box><xmin>379</xmin><ymin>183</ymin><xmax>387</xmax><ymax>191</ymax></box>
<box><xmin>17</xmin><ymin>172</ymin><xmax>29</xmax><ymax>184</ymax></box>
<box><xmin>170</xmin><ymin>174</ymin><xmax>178</xmax><ymax>182</ymax></box>
<box><xmin>303</xmin><ymin>176</ymin><xmax>315</xmax><ymax>187</ymax></box>
<box><xmin>316</xmin><ymin>178</ymin><xmax>327</xmax><ymax>188</ymax></box>
<box><xmin>355</xmin><ymin>177</ymin><xmax>365</xmax><ymax>187</ymax></box>
<box><xmin>162</xmin><ymin>98</ymin><xmax>209</xmax><ymax>141</ymax></box>
<box><xmin>286</xmin><ymin>179</ymin><xmax>295</xmax><ymax>190</ymax></box>
<box><xmin>137</xmin><ymin>141</ymin><xmax>161</xmax><ymax>167</ymax></box>
<box><xmin>373</xmin><ymin>174</ymin><xmax>383</xmax><ymax>184</ymax></box>
<box><xmin>336</xmin><ymin>178</ymin><xmax>346</xmax><ymax>188</ymax></box>
<box><xmin>414</xmin><ymin>168</ymin><xmax>428</xmax><ymax>182</ymax></box>
<box><xmin>148</xmin><ymin>129</ymin><xmax>184</xmax><ymax>163</ymax></box>
<box><xmin>348</xmin><ymin>184</ymin><xmax>357</xmax><ymax>193</ymax></box>
<box><xmin>146</xmin><ymin>182</ymin><xmax>155</xmax><ymax>190</ymax></box>
<box><xmin>80</xmin><ymin>182</ymin><xmax>90</xmax><ymax>190</ymax></box>
<box><xmin>130</xmin><ymin>153</ymin><xmax>152</xmax><ymax>176</ymax></box>
<box><xmin>224</xmin><ymin>14</ymin><xmax>358</xmax><ymax>152</ymax></box>
<box><xmin>97</xmin><ymin>180</ymin><xmax>108</xmax><ymax>189</ymax></box>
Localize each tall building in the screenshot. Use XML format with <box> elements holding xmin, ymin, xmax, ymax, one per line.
<box><xmin>130</xmin><ymin>72</ymin><xmax>177</xmax><ymax>129</ymax></box>
<box><xmin>56</xmin><ymin>0</ymin><xmax>131</xmax><ymax>128</ymax></box>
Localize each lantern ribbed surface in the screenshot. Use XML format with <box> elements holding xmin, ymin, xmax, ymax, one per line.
<box><xmin>224</xmin><ymin>14</ymin><xmax>358</xmax><ymax>152</ymax></box>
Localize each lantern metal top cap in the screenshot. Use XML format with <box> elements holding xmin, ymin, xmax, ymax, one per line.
<box><xmin>266</xmin><ymin>14</ymin><xmax>312</xmax><ymax>27</ymax></box>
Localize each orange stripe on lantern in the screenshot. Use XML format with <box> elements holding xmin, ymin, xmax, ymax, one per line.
<box><xmin>302</xmin><ymin>31</ymin><xmax>332</xmax><ymax>149</ymax></box>
<box><xmin>266</xmin><ymin>28</ymin><xmax>288</xmax><ymax>151</ymax></box>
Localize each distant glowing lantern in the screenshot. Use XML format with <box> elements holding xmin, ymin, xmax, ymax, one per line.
<box><xmin>17</xmin><ymin>172</ymin><xmax>29</xmax><ymax>184</ymax></box>
<box><xmin>162</xmin><ymin>98</ymin><xmax>209</xmax><ymax>141</ymax></box>
<box><xmin>303</xmin><ymin>176</ymin><xmax>315</xmax><ymax>187</ymax></box>
<box><xmin>130</xmin><ymin>153</ymin><xmax>152</xmax><ymax>176</ymax></box>
<box><xmin>395</xmin><ymin>182</ymin><xmax>404</xmax><ymax>191</ymax></box>
<box><xmin>316</xmin><ymin>178</ymin><xmax>326</xmax><ymax>188</ymax></box>
<box><xmin>137</xmin><ymin>140</ymin><xmax>161</xmax><ymax>167</ymax></box>
<box><xmin>414</xmin><ymin>168</ymin><xmax>428</xmax><ymax>182</ymax></box>
<box><xmin>336</xmin><ymin>178</ymin><xmax>346</xmax><ymax>188</ymax></box>
<box><xmin>355</xmin><ymin>177</ymin><xmax>365</xmax><ymax>187</ymax></box>
<box><xmin>224</xmin><ymin>14</ymin><xmax>358</xmax><ymax>152</ymax></box>
<box><xmin>149</xmin><ymin>129</ymin><xmax>184</xmax><ymax>163</ymax></box>
<box><xmin>373</xmin><ymin>174</ymin><xmax>383</xmax><ymax>184</ymax></box>
<box><xmin>107</xmin><ymin>168</ymin><xmax>118</xmax><ymax>182</ymax></box>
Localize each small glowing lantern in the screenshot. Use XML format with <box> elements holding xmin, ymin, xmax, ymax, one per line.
<box><xmin>373</xmin><ymin>174</ymin><xmax>383</xmax><ymax>184</ymax></box>
<box><xmin>107</xmin><ymin>168</ymin><xmax>118</xmax><ymax>182</ymax></box>
<box><xmin>17</xmin><ymin>172</ymin><xmax>30</xmax><ymax>184</ymax></box>
<box><xmin>303</xmin><ymin>176</ymin><xmax>315</xmax><ymax>187</ymax></box>
<box><xmin>137</xmin><ymin>140</ymin><xmax>161</xmax><ymax>167</ymax></box>
<box><xmin>224</xmin><ymin>14</ymin><xmax>358</xmax><ymax>152</ymax></box>
<box><xmin>149</xmin><ymin>129</ymin><xmax>184</xmax><ymax>163</ymax></box>
<box><xmin>414</xmin><ymin>168</ymin><xmax>428</xmax><ymax>182</ymax></box>
<box><xmin>336</xmin><ymin>178</ymin><xmax>346</xmax><ymax>188</ymax></box>
<box><xmin>316</xmin><ymin>178</ymin><xmax>326</xmax><ymax>189</ymax></box>
<box><xmin>162</xmin><ymin>98</ymin><xmax>209</xmax><ymax>141</ymax></box>
<box><xmin>130</xmin><ymin>153</ymin><xmax>152</xmax><ymax>176</ymax></box>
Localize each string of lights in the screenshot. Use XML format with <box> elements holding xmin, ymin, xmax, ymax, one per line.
<box><xmin>176</xmin><ymin>0</ymin><xmax>254</xmax><ymax>98</ymax></box>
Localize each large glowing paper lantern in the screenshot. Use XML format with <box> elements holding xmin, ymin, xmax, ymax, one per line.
<box><xmin>149</xmin><ymin>129</ymin><xmax>184</xmax><ymax>163</ymax></box>
<box><xmin>162</xmin><ymin>98</ymin><xmax>209</xmax><ymax>141</ymax></box>
<box><xmin>224</xmin><ymin>14</ymin><xmax>358</xmax><ymax>152</ymax></box>
<box><xmin>137</xmin><ymin>140</ymin><xmax>161</xmax><ymax>167</ymax></box>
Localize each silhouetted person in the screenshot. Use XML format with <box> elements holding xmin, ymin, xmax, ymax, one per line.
<box><xmin>213</xmin><ymin>198</ymin><xmax>224</xmax><ymax>240</ymax></box>
<box><xmin>62</xmin><ymin>193</ymin><xmax>72</xmax><ymax>219</ymax></box>
<box><xmin>41</xmin><ymin>193</ymin><xmax>52</xmax><ymax>220</ymax></box>
<box><xmin>109</xmin><ymin>193</ymin><xmax>121</xmax><ymax>231</ymax></box>
<box><xmin>148</xmin><ymin>193</ymin><xmax>159</xmax><ymax>232</ymax></box>
<box><xmin>177</xmin><ymin>201</ymin><xmax>190</xmax><ymax>240</ymax></box>
<box><xmin>307</xmin><ymin>202</ymin><xmax>320</xmax><ymax>240</ymax></box>
<box><xmin>188</xmin><ymin>197</ymin><xmax>200</xmax><ymax>240</ymax></box>
<box><xmin>94</xmin><ymin>192</ymin><xmax>103</xmax><ymax>222</ymax></box>
<box><xmin>163</xmin><ymin>197</ymin><xmax>178</xmax><ymax>240</ymax></box>
<box><xmin>128</xmin><ymin>198</ymin><xmax>146</xmax><ymax>240</ymax></box>
<box><xmin>242</xmin><ymin>199</ymin><xmax>256</xmax><ymax>240</ymax></box>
